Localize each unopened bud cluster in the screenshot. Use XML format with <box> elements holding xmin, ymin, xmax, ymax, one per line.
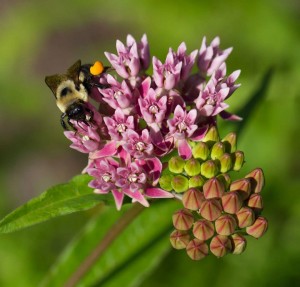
<box><xmin>164</xmin><ymin>127</ymin><xmax>268</xmax><ymax>260</ymax></box>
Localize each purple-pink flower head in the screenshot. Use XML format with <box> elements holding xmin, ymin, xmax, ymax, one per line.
<box><xmin>105</xmin><ymin>34</ymin><xmax>150</xmax><ymax>79</ymax></box>
<box><xmin>195</xmin><ymin>76</ymin><xmax>230</xmax><ymax>117</ymax></box>
<box><xmin>167</xmin><ymin>105</ymin><xmax>199</xmax><ymax>159</ymax></box>
<box><xmin>100</xmin><ymin>75</ymin><xmax>137</xmax><ymax>115</ymax></box>
<box><xmin>138</xmin><ymin>78</ymin><xmax>167</xmax><ymax>125</ymax></box>
<box><xmin>116</xmin><ymin>161</ymin><xmax>147</xmax><ymax>191</ymax></box>
<box><xmin>197</xmin><ymin>36</ymin><xmax>232</xmax><ymax>77</ymax></box>
<box><xmin>103</xmin><ymin>108</ymin><xmax>135</xmax><ymax>141</ymax></box>
<box><xmin>123</xmin><ymin>129</ymin><xmax>154</xmax><ymax>159</ymax></box>
<box><xmin>167</xmin><ymin>105</ymin><xmax>198</xmax><ymax>140</ymax></box>
<box><xmin>175</xmin><ymin>42</ymin><xmax>198</xmax><ymax>81</ymax></box>
<box><xmin>115</xmin><ymin>158</ymin><xmax>173</xmax><ymax>208</ymax></box>
<box><xmin>152</xmin><ymin>50</ymin><xmax>183</xmax><ymax>90</ymax></box>
<box><xmin>64</xmin><ymin>125</ymin><xmax>101</xmax><ymax>153</ymax></box>
<box><xmin>87</xmin><ymin>157</ymin><xmax>119</xmax><ymax>193</ymax></box>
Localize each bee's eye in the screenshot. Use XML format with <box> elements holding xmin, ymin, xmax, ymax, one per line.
<box><xmin>60</xmin><ymin>87</ymin><xmax>70</xmax><ymax>97</ymax></box>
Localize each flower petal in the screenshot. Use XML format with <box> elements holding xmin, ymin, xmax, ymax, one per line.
<box><xmin>89</xmin><ymin>141</ymin><xmax>117</xmax><ymax>159</ymax></box>
<box><xmin>178</xmin><ymin>139</ymin><xmax>192</xmax><ymax>160</ymax></box>
<box><xmin>145</xmin><ymin>188</ymin><xmax>174</xmax><ymax>198</ymax></box>
<box><xmin>112</xmin><ymin>189</ymin><xmax>124</xmax><ymax>210</ymax></box>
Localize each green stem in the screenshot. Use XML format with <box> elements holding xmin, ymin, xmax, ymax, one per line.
<box><xmin>64</xmin><ymin>203</ymin><xmax>145</xmax><ymax>287</ymax></box>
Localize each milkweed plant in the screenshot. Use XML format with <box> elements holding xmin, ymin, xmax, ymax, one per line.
<box><xmin>0</xmin><ymin>34</ymin><xmax>268</xmax><ymax>284</ymax></box>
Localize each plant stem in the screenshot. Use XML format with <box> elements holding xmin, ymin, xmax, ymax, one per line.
<box><xmin>64</xmin><ymin>203</ymin><xmax>145</xmax><ymax>287</ymax></box>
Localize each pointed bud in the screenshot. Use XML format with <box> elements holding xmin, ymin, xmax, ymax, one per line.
<box><xmin>246</xmin><ymin>216</ymin><xmax>268</xmax><ymax>238</ymax></box>
<box><xmin>203</xmin><ymin>177</ymin><xmax>225</xmax><ymax>199</ymax></box>
<box><xmin>219</xmin><ymin>153</ymin><xmax>233</xmax><ymax>173</ymax></box>
<box><xmin>215</xmin><ymin>214</ymin><xmax>237</xmax><ymax>236</ymax></box>
<box><xmin>230</xmin><ymin>178</ymin><xmax>251</xmax><ymax>200</ymax></box>
<box><xmin>231</xmin><ymin>233</ymin><xmax>247</xmax><ymax>255</ymax></box>
<box><xmin>170</xmin><ymin>230</ymin><xmax>190</xmax><ymax>249</ymax></box>
<box><xmin>199</xmin><ymin>199</ymin><xmax>222</xmax><ymax>221</ymax></box>
<box><xmin>192</xmin><ymin>142</ymin><xmax>210</xmax><ymax>160</ymax></box>
<box><xmin>222</xmin><ymin>132</ymin><xmax>237</xmax><ymax>153</ymax></box>
<box><xmin>171</xmin><ymin>175</ymin><xmax>189</xmax><ymax>193</ymax></box>
<box><xmin>201</xmin><ymin>160</ymin><xmax>219</xmax><ymax>178</ymax></box>
<box><xmin>217</xmin><ymin>173</ymin><xmax>231</xmax><ymax>189</ymax></box>
<box><xmin>159</xmin><ymin>174</ymin><xmax>173</xmax><ymax>191</ymax></box>
<box><xmin>184</xmin><ymin>158</ymin><xmax>201</xmax><ymax>176</ymax></box>
<box><xmin>189</xmin><ymin>175</ymin><xmax>205</xmax><ymax>188</ymax></box>
<box><xmin>210</xmin><ymin>235</ymin><xmax>232</xmax><ymax>258</ymax></box>
<box><xmin>169</xmin><ymin>156</ymin><xmax>185</xmax><ymax>174</ymax></box>
<box><xmin>245</xmin><ymin>168</ymin><xmax>265</xmax><ymax>193</ymax></box>
<box><xmin>182</xmin><ymin>188</ymin><xmax>205</xmax><ymax>210</ymax></box>
<box><xmin>236</xmin><ymin>207</ymin><xmax>255</xmax><ymax>228</ymax></box>
<box><xmin>221</xmin><ymin>191</ymin><xmax>243</xmax><ymax>214</ymax></box>
<box><xmin>211</xmin><ymin>142</ymin><xmax>225</xmax><ymax>160</ymax></box>
<box><xmin>193</xmin><ymin>219</ymin><xmax>215</xmax><ymax>241</ymax></box>
<box><xmin>202</xmin><ymin>126</ymin><xmax>219</xmax><ymax>147</ymax></box>
<box><xmin>247</xmin><ymin>193</ymin><xmax>263</xmax><ymax>212</ymax></box>
<box><xmin>233</xmin><ymin>151</ymin><xmax>244</xmax><ymax>171</ymax></box>
<box><xmin>186</xmin><ymin>239</ymin><xmax>209</xmax><ymax>260</ymax></box>
<box><xmin>172</xmin><ymin>209</ymin><xmax>194</xmax><ymax>230</ymax></box>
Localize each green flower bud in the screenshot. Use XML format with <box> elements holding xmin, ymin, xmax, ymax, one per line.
<box><xmin>247</xmin><ymin>194</ymin><xmax>263</xmax><ymax>212</ymax></box>
<box><xmin>217</xmin><ymin>173</ymin><xmax>231</xmax><ymax>189</ymax></box>
<box><xmin>193</xmin><ymin>219</ymin><xmax>215</xmax><ymax>241</ymax></box>
<box><xmin>171</xmin><ymin>175</ymin><xmax>189</xmax><ymax>193</ymax></box>
<box><xmin>201</xmin><ymin>160</ymin><xmax>219</xmax><ymax>178</ymax></box>
<box><xmin>222</xmin><ymin>132</ymin><xmax>237</xmax><ymax>153</ymax></box>
<box><xmin>170</xmin><ymin>230</ymin><xmax>190</xmax><ymax>249</ymax></box>
<box><xmin>169</xmin><ymin>156</ymin><xmax>185</xmax><ymax>174</ymax></box>
<box><xmin>210</xmin><ymin>235</ymin><xmax>232</xmax><ymax>258</ymax></box>
<box><xmin>236</xmin><ymin>207</ymin><xmax>255</xmax><ymax>228</ymax></box>
<box><xmin>246</xmin><ymin>216</ymin><xmax>268</xmax><ymax>239</ymax></box>
<box><xmin>215</xmin><ymin>214</ymin><xmax>237</xmax><ymax>236</ymax></box>
<box><xmin>245</xmin><ymin>168</ymin><xmax>265</xmax><ymax>194</ymax></box>
<box><xmin>221</xmin><ymin>191</ymin><xmax>243</xmax><ymax>214</ymax></box>
<box><xmin>231</xmin><ymin>233</ymin><xmax>247</xmax><ymax>255</ymax></box>
<box><xmin>184</xmin><ymin>158</ymin><xmax>201</xmax><ymax>176</ymax></box>
<box><xmin>230</xmin><ymin>178</ymin><xmax>251</xmax><ymax>200</ymax></box>
<box><xmin>186</xmin><ymin>239</ymin><xmax>209</xmax><ymax>260</ymax></box>
<box><xmin>211</xmin><ymin>142</ymin><xmax>225</xmax><ymax>160</ymax></box>
<box><xmin>199</xmin><ymin>199</ymin><xmax>223</xmax><ymax>221</ymax></box>
<box><xmin>233</xmin><ymin>151</ymin><xmax>245</xmax><ymax>171</ymax></box>
<box><xmin>203</xmin><ymin>177</ymin><xmax>225</xmax><ymax>199</ymax></box>
<box><xmin>182</xmin><ymin>188</ymin><xmax>205</xmax><ymax>210</ymax></box>
<box><xmin>159</xmin><ymin>174</ymin><xmax>173</xmax><ymax>191</ymax></box>
<box><xmin>192</xmin><ymin>142</ymin><xmax>210</xmax><ymax>161</ymax></box>
<box><xmin>189</xmin><ymin>175</ymin><xmax>205</xmax><ymax>188</ymax></box>
<box><xmin>202</xmin><ymin>126</ymin><xmax>220</xmax><ymax>147</ymax></box>
<box><xmin>172</xmin><ymin>209</ymin><xmax>194</xmax><ymax>231</ymax></box>
<box><xmin>219</xmin><ymin>153</ymin><xmax>233</xmax><ymax>173</ymax></box>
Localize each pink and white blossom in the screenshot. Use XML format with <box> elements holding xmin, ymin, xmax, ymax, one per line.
<box><xmin>62</xmin><ymin>34</ymin><xmax>242</xmax><ymax>209</ymax></box>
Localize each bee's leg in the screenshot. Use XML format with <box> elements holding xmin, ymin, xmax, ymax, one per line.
<box><xmin>67</xmin><ymin>118</ymin><xmax>77</xmax><ymax>132</ymax></box>
<box><xmin>61</xmin><ymin>113</ymin><xmax>68</xmax><ymax>130</ymax></box>
<box><xmin>90</xmin><ymin>82</ymin><xmax>110</xmax><ymax>89</ymax></box>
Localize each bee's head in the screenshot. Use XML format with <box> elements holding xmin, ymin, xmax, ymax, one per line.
<box><xmin>66</xmin><ymin>101</ymin><xmax>87</xmax><ymax>121</ymax></box>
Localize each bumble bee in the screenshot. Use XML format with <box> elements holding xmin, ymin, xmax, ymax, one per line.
<box><xmin>45</xmin><ymin>60</ymin><xmax>106</xmax><ymax>130</ymax></box>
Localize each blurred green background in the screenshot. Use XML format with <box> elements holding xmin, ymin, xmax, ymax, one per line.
<box><xmin>0</xmin><ymin>0</ymin><xmax>299</xmax><ymax>286</ymax></box>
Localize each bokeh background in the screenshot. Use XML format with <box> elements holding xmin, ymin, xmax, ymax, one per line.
<box><xmin>0</xmin><ymin>0</ymin><xmax>299</xmax><ymax>286</ymax></box>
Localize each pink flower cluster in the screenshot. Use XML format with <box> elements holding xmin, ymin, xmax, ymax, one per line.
<box><xmin>64</xmin><ymin>34</ymin><xmax>241</xmax><ymax>210</ymax></box>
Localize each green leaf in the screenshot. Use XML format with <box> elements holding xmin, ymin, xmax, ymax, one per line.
<box><xmin>40</xmin><ymin>200</ymin><xmax>181</xmax><ymax>287</ymax></box>
<box><xmin>235</xmin><ymin>68</ymin><xmax>274</xmax><ymax>136</ymax></box>
<box><xmin>0</xmin><ymin>174</ymin><xmax>114</xmax><ymax>234</ymax></box>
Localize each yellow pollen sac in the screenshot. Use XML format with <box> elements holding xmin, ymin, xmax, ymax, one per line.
<box><xmin>90</xmin><ymin>61</ymin><xmax>104</xmax><ymax>75</ymax></box>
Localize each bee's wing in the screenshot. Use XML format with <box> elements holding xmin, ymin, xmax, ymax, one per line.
<box><xmin>67</xmin><ymin>60</ymin><xmax>82</xmax><ymax>87</ymax></box>
<box><xmin>45</xmin><ymin>74</ymin><xmax>63</xmax><ymax>97</ymax></box>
